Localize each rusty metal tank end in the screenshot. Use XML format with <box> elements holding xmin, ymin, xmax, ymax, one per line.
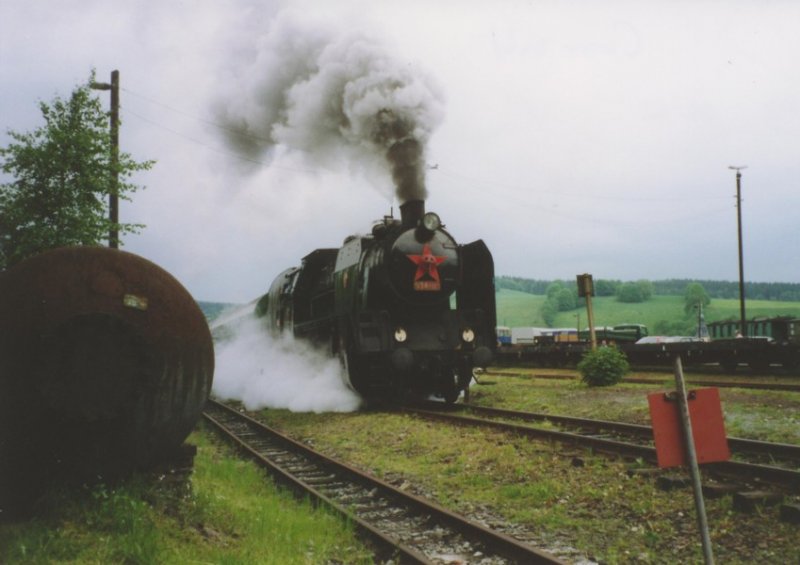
<box><xmin>0</xmin><ymin>246</ymin><xmax>214</xmax><ymax>516</ymax></box>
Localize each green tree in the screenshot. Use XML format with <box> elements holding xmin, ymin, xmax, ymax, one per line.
<box><xmin>635</xmin><ymin>279</ymin><xmax>654</xmax><ymax>301</ymax></box>
<box><xmin>0</xmin><ymin>72</ymin><xmax>153</xmax><ymax>268</ymax></box>
<box><xmin>545</xmin><ymin>281</ymin><xmax>564</xmax><ymax>300</ymax></box>
<box><xmin>611</xmin><ymin>280</ymin><xmax>654</xmax><ymax>303</ymax></box>
<box><xmin>616</xmin><ymin>282</ymin><xmax>644</xmax><ymax>303</ymax></box>
<box><xmin>594</xmin><ymin>279</ymin><xmax>619</xmax><ymax>296</ymax></box>
<box><xmin>540</xmin><ymin>299</ymin><xmax>557</xmax><ymax>327</ymax></box>
<box><xmin>683</xmin><ymin>282</ymin><xmax>711</xmax><ymax>314</ymax></box>
<box><xmin>555</xmin><ymin>287</ymin><xmax>577</xmax><ymax>311</ymax></box>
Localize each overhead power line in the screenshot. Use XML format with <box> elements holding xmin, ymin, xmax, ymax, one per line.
<box><xmin>122</xmin><ymin>107</ymin><xmax>322</xmax><ymax>175</ymax></box>
<box><xmin>121</xmin><ymin>87</ymin><xmax>272</xmax><ymax>145</ymax></box>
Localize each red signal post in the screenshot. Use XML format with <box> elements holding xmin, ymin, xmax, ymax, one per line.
<box><xmin>648</xmin><ymin>387</ymin><xmax>730</xmax><ymax>468</ymax></box>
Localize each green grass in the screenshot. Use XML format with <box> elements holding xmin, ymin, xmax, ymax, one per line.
<box><xmin>494</xmin><ymin>289</ymin><xmax>548</xmax><ymax>326</ymax></box>
<box><xmin>495</xmin><ymin>288</ymin><xmax>800</xmax><ymax>331</ymax></box>
<box><xmin>476</xmin><ymin>371</ymin><xmax>800</xmax><ymax>444</ymax></box>
<box><xmin>254</xmin><ymin>399</ymin><xmax>800</xmax><ymax>564</ymax></box>
<box><xmin>0</xmin><ymin>427</ymin><xmax>372</xmax><ymax>564</ymax></box>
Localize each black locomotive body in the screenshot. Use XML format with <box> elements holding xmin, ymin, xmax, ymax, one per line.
<box><xmin>256</xmin><ymin>200</ymin><xmax>496</xmax><ymax>402</ymax></box>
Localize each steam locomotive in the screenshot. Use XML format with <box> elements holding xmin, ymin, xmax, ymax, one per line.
<box><xmin>255</xmin><ymin>200</ymin><xmax>496</xmax><ymax>402</ymax></box>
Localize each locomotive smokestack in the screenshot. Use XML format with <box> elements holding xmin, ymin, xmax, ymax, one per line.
<box><xmin>400</xmin><ymin>199</ymin><xmax>425</xmax><ymax>228</ymax></box>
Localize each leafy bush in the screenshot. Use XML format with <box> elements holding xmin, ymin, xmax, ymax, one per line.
<box><xmin>578</xmin><ymin>347</ymin><xmax>629</xmax><ymax>386</ymax></box>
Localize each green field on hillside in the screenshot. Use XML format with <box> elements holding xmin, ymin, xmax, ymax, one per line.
<box><xmin>495</xmin><ymin>288</ymin><xmax>800</xmax><ymax>331</ymax></box>
<box><xmin>201</xmin><ymin>290</ymin><xmax>800</xmax><ymax>334</ymax></box>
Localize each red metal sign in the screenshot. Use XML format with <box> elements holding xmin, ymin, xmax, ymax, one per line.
<box><xmin>406</xmin><ymin>243</ymin><xmax>446</xmax><ymax>291</ymax></box>
<box><xmin>648</xmin><ymin>387</ymin><xmax>730</xmax><ymax>468</ymax></box>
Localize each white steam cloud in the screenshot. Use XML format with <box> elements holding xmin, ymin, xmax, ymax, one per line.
<box><xmin>212</xmin><ymin>307</ymin><xmax>362</xmax><ymax>413</ymax></box>
<box><xmin>213</xmin><ymin>10</ymin><xmax>445</xmax><ymax>203</ymax></box>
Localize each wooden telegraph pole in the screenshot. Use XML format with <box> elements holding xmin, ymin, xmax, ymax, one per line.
<box><xmin>729</xmin><ymin>165</ymin><xmax>747</xmax><ymax>336</ymax></box>
<box><xmin>91</xmin><ymin>70</ymin><xmax>120</xmax><ymax>249</ymax></box>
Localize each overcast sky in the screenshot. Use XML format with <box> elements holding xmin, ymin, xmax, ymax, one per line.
<box><xmin>2</xmin><ymin>0</ymin><xmax>798</xmax><ymax>303</ymax></box>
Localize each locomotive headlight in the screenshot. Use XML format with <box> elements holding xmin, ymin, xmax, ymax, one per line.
<box><xmin>462</xmin><ymin>328</ymin><xmax>475</xmax><ymax>343</ymax></box>
<box><xmin>394</xmin><ymin>327</ymin><xmax>408</xmax><ymax>343</ymax></box>
<box><xmin>421</xmin><ymin>212</ymin><xmax>441</xmax><ymax>231</ymax></box>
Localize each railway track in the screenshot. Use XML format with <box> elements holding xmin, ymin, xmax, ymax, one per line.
<box><xmin>447</xmin><ymin>403</ymin><xmax>800</xmax><ymax>463</ymax></box>
<box><xmin>404</xmin><ymin>403</ymin><xmax>800</xmax><ymax>492</ymax></box>
<box><xmin>202</xmin><ymin>399</ymin><xmax>565</xmax><ymax>565</ymax></box>
<box><xmin>486</xmin><ymin>370</ymin><xmax>800</xmax><ymax>392</ymax></box>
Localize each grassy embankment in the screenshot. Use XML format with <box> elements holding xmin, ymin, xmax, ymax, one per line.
<box><xmin>495</xmin><ymin>288</ymin><xmax>800</xmax><ymax>330</ymax></box>
<box><xmin>0</xmin><ymin>428</ymin><xmax>372</xmax><ymax>564</ymax></box>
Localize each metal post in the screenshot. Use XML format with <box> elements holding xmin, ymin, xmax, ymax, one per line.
<box><xmin>673</xmin><ymin>355</ymin><xmax>715</xmax><ymax>564</ymax></box>
<box><xmin>585</xmin><ymin>292</ymin><xmax>597</xmax><ymax>350</ymax></box>
<box><xmin>696</xmin><ymin>303</ymin><xmax>702</xmax><ymax>338</ymax></box>
<box><xmin>576</xmin><ymin>274</ymin><xmax>597</xmax><ymax>350</ymax></box>
<box><xmin>729</xmin><ymin>166</ymin><xmax>747</xmax><ymax>336</ymax></box>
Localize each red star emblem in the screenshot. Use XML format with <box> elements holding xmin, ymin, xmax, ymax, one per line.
<box><xmin>406</xmin><ymin>244</ymin><xmax>446</xmax><ymax>291</ymax></box>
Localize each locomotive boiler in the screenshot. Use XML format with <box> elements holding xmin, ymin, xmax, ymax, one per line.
<box><xmin>256</xmin><ymin>200</ymin><xmax>496</xmax><ymax>402</ymax></box>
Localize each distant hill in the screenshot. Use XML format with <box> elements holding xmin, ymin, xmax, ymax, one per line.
<box><xmin>495</xmin><ymin>276</ymin><xmax>800</xmax><ymax>302</ymax></box>
<box><xmin>495</xmin><ymin>288</ymin><xmax>800</xmax><ymax>333</ymax></box>
<box><xmin>197</xmin><ymin>301</ymin><xmax>238</xmax><ymax>322</ymax></box>
<box><xmin>195</xmin><ymin>278</ymin><xmax>800</xmax><ymax>332</ymax></box>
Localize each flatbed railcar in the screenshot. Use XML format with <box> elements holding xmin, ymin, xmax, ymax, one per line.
<box><xmin>495</xmin><ymin>317</ymin><xmax>800</xmax><ymax>373</ymax></box>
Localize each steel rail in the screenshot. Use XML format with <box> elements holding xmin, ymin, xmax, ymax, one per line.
<box><xmin>486</xmin><ymin>370</ymin><xmax>800</xmax><ymax>392</ymax></box>
<box><xmin>202</xmin><ymin>401</ymin><xmax>427</xmax><ymax>564</ymax></box>
<box><xmin>202</xmin><ymin>399</ymin><xmax>565</xmax><ymax>565</ymax></box>
<box><xmin>447</xmin><ymin>403</ymin><xmax>800</xmax><ymax>462</ymax></box>
<box><xmin>405</xmin><ymin>407</ymin><xmax>800</xmax><ymax>491</ymax></box>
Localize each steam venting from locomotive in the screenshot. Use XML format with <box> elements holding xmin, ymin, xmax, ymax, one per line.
<box><xmin>212</xmin><ymin>304</ymin><xmax>361</xmax><ymax>413</ymax></box>
<box><xmin>213</xmin><ymin>10</ymin><xmax>444</xmax><ymax>203</ymax></box>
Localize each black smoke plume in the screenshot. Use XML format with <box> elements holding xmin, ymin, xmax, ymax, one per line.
<box><xmin>213</xmin><ymin>11</ymin><xmax>444</xmax><ymax>203</ymax></box>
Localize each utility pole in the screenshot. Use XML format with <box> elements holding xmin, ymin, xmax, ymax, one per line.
<box><xmin>729</xmin><ymin>166</ymin><xmax>747</xmax><ymax>336</ymax></box>
<box><xmin>91</xmin><ymin>70</ymin><xmax>120</xmax><ymax>249</ymax></box>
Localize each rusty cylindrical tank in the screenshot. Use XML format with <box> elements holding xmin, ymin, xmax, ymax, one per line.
<box><xmin>0</xmin><ymin>246</ymin><xmax>214</xmax><ymax>513</ymax></box>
